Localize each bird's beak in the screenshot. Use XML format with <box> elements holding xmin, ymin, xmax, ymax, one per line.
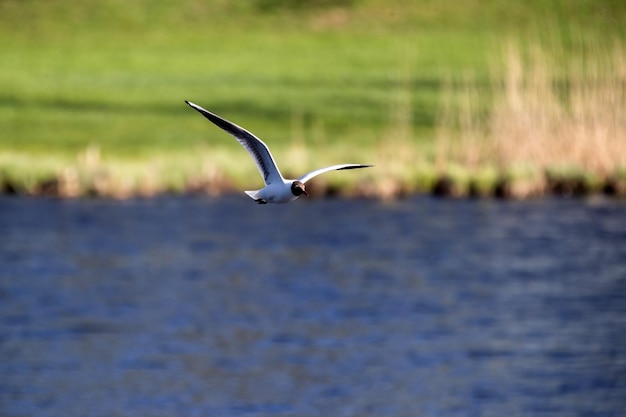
<box><xmin>302</xmin><ymin>189</ymin><xmax>309</xmax><ymax>197</ymax></box>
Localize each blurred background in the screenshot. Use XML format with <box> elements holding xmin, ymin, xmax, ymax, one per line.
<box><xmin>1</xmin><ymin>1</ymin><xmax>626</xmax><ymax>416</ymax></box>
<box><xmin>1</xmin><ymin>0</ymin><xmax>625</xmax><ymax>197</ymax></box>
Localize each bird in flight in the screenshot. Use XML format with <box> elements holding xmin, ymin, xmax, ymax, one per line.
<box><xmin>185</xmin><ymin>101</ymin><xmax>373</xmax><ymax>204</ymax></box>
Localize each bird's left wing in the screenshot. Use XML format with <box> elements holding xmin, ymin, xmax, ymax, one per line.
<box><xmin>185</xmin><ymin>101</ymin><xmax>284</xmax><ymax>185</ymax></box>
<box><xmin>298</xmin><ymin>164</ymin><xmax>373</xmax><ymax>184</ymax></box>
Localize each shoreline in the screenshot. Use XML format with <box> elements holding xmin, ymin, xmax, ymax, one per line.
<box><xmin>2</xmin><ymin>172</ymin><xmax>625</xmax><ymax>200</ymax></box>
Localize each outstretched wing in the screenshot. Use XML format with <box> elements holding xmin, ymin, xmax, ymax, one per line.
<box><xmin>298</xmin><ymin>164</ymin><xmax>373</xmax><ymax>184</ymax></box>
<box><xmin>185</xmin><ymin>101</ymin><xmax>284</xmax><ymax>185</ymax></box>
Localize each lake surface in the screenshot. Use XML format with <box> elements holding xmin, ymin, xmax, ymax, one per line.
<box><xmin>1</xmin><ymin>195</ymin><xmax>625</xmax><ymax>417</ymax></box>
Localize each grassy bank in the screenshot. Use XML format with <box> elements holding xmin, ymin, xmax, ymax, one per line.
<box><xmin>1</xmin><ymin>0</ymin><xmax>625</xmax><ymax>198</ymax></box>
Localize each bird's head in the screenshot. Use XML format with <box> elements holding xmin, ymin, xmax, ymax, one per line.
<box><xmin>291</xmin><ymin>181</ymin><xmax>309</xmax><ymax>197</ymax></box>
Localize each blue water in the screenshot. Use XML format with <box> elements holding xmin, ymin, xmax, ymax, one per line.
<box><xmin>1</xmin><ymin>195</ymin><xmax>625</xmax><ymax>417</ymax></box>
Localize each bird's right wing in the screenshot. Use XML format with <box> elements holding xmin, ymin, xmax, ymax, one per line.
<box><xmin>298</xmin><ymin>164</ymin><xmax>373</xmax><ymax>184</ymax></box>
<box><xmin>185</xmin><ymin>101</ymin><xmax>284</xmax><ymax>185</ymax></box>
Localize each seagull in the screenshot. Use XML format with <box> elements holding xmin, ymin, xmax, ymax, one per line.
<box><xmin>185</xmin><ymin>101</ymin><xmax>373</xmax><ymax>204</ymax></box>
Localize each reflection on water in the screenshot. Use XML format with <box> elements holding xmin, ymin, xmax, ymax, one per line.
<box><xmin>1</xmin><ymin>195</ymin><xmax>625</xmax><ymax>416</ymax></box>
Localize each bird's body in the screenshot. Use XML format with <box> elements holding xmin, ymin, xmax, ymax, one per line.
<box><xmin>244</xmin><ymin>181</ymin><xmax>298</xmax><ymax>204</ymax></box>
<box><xmin>185</xmin><ymin>101</ymin><xmax>373</xmax><ymax>204</ymax></box>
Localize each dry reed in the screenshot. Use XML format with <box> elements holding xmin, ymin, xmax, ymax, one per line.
<box><xmin>436</xmin><ymin>39</ymin><xmax>626</xmax><ymax>197</ymax></box>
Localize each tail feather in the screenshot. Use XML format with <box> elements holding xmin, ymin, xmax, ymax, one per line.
<box><xmin>244</xmin><ymin>190</ymin><xmax>266</xmax><ymax>204</ymax></box>
<box><xmin>244</xmin><ymin>190</ymin><xmax>260</xmax><ymax>200</ymax></box>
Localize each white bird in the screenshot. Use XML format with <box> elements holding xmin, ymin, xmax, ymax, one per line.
<box><xmin>185</xmin><ymin>101</ymin><xmax>373</xmax><ymax>204</ymax></box>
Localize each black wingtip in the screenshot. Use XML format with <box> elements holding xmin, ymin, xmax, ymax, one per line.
<box><xmin>338</xmin><ymin>164</ymin><xmax>375</xmax><ymax>170</ymax></box>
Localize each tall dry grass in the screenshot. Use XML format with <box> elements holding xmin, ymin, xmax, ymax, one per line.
<box><xmin>361</xmin><ymin>52</ymin><xmax>434</xmax><ymax>199</ymax></box>
<box><xmin>436</xmin><ymin>39</ymin><xmax>626</xmax><ymax>196</ymax></box>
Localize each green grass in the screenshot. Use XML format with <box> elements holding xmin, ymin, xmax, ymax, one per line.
<box><xmin>1</xmin><ymin>0</ymin><xmax>625</xmax><ymax>196</ymax></box>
